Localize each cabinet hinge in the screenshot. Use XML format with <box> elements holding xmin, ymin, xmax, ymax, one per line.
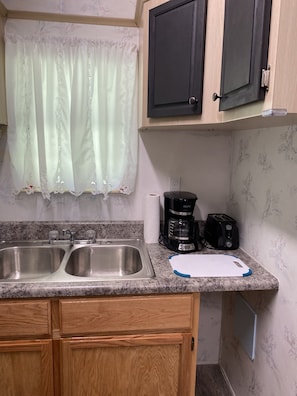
<box><xmin>261</xmin><ymin>65</ymin><xmax>270</xmax><ymax>91</ymax></box>
<box><xmin>191</xmin><ymin>337</ymin><xmax>195</xmax><ymax>351</ymax></box>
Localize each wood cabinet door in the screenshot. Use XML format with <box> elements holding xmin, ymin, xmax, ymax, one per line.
<box><xmin>0</xmin><ymin>339</ymin><xmax>54</xmax><ymax>396</ymax></box>
<box><xmin>61</xmin><ymin>333</ymin><xmax>193</xmax><ymax>396</ymax></box>
<box><xmin>218</xmin><ymin>0</ymin><xmax>272</xmax><ymax>111</ymax></box>
<box><xmin>148</xmin><ymin>0</ymin><xmax>207</xmax><ymax>117</ymax></box>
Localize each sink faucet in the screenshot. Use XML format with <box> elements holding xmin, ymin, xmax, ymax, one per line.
<box><xmin>62</xmin><ymin>229</ymin><xmax>76</xmax><ymax>244</ymax></box>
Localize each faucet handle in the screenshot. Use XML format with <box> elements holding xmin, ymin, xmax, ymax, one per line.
<box><xmin>49</xmin><ymin>230</ymin><xmax>59</xmax><ymax>244</ymax></box>
<box><xmin>86</xmin><ymin>229</ymin><xmax>96</xmax><ymax>243</ymax></box>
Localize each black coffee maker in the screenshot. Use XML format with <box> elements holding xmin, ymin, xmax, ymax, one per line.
<box><xmin>162</xmin><ymin>191</ymin><xmax>199</xmax><ymax>253</ymax></box>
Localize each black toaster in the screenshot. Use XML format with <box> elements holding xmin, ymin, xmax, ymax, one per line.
<box><xmin>204</xmin><ymin>214</ymin><xmax>239</xmax><ymax>250</ymax></box>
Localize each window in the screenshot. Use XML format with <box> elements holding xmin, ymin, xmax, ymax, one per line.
<box><xmin>5</xmin><ymin>19</ymin><xmax>138</xmax><ymax>199</ymax></box>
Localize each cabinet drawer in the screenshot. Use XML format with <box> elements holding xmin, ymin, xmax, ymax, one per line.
<box><xmin>59</xmin><ymin>294</ymin><xmax>195</xmax><ymax>336</ymax></box>
<box><xmin>0</xmin><ymin>300</ymin><xmax>51</xmax><ymax>339</ymax></box>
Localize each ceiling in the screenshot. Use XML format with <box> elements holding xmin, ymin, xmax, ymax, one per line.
<box><xmin>0</xmin><ymin>0</ymin><xmax>145</xmax><ymax>27</ymax></box>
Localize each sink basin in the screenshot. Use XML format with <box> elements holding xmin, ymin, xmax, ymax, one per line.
<box><xmin>0</xmin><ymin>245</ymin><xmax>65</xmax><ymax>281</ymax></box>
<box><xmin>0</xmin><ymin>239</ymin><xmax>154</xmax><ymax>282</ymax></box>
<box><xmin>65</xmin><ymin>245</ymin><xmax>144</xmax><ymax>277</ymax></box>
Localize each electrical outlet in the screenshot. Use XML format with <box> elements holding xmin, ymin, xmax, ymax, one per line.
<box><xmin>169</xmin><ymin>176</ymin><xmax>181</xmax><ymax>191</ymax></box>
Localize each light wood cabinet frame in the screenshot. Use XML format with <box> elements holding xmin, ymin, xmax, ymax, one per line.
<box><xmin>0</xmin><ymin>293</ymin><xmax>200</xmax><ymax>396</ymax></box>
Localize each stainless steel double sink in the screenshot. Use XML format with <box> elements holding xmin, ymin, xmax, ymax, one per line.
<box><xmin>0</xmin><ymin>239</ymin><xmax>155</xmax><ymax>282</ymax></box>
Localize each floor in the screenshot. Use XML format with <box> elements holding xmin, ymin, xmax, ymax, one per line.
<box><xmin>195</xmin><ymin>365</ymin><xmax>233</xmax><ymax>396</ymax></box>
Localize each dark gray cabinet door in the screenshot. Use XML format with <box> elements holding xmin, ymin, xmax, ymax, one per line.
<box><xmin>217</xmin><ymin>0</ymin><xmax>272</xmax><ymax>111</ymax></box>
<box><xmin>147</xmin><ymin>0</ymin><xmax>207</xmax><ymax>118</ymax></box>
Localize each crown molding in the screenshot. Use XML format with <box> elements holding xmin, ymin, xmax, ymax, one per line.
<box><xmin>7</xmin><ymin>10</ymin><xmax>137</xmax><ymax>28</ymax></box>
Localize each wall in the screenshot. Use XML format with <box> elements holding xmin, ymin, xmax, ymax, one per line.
<box><xmin>0</xmin><ymin>126</ymin><xmax>231</xmax><ymax>364</ymax></box>
<box><xmin>221</xmin><ymin>124</ymin><xmax>297</xmax><ymax>395</ymax></box>
<box><xmin>0</xmin><ymin>129</ymin><xmax>231</xmax><ymax>222</ymax></box>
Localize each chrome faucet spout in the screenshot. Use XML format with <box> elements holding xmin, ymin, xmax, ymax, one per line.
<box><xmin>62</xmin><ymin>229</ymin><xmax>76</xmax><ymax>244</ymax></box>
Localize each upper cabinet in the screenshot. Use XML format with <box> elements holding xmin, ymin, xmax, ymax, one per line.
<box><xmin>221</xmin><ymin>0</ymin><xmax>297</xmax><ymax>126</ymax></box>
<box><xmin>140</xmin><ymin>0</ymin><xmax>223</xmax><ymax>129</ymax></box>
<box><xmin>0</xmin><ymin>14</ymin><xmax>7</xmax><ymax>125</ymax></box>
<box><xmin>139</xmin><ymin>0</ymin><xmax>297</xmax><ymax>130</ymax></box>
<box><xmin>147</xmin><ymin>0</ymin><xmax>207</xmax><ymax>118</ymax></box>
<box><xmin>217</xmin><ymin>0</ymin><xmax>271</xmax><ymax>111</ymax></box>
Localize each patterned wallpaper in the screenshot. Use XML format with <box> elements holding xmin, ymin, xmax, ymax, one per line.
<box><xmin>221</xmin><ymin>124</ymin><xmax>297</xmax><ymax>395</ymax></box>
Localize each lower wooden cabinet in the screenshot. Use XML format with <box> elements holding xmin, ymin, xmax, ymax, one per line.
<box><xmin>61</xmin><ymin>333</ymin><xmax>192</xmax><ymax>396</ymax></box>
<box><xmin>0</xmin><ymin>294</ymin><xmax>200</xmax><ymax>396</ymax></box>
<box><xmin>0</xmin><ymin>339</ymin><xmax>54</xmax><ymax>396</ymax></box>
<box><xmin>0</xmin><ymin>299</ymin><xmax>54</xmax><ymax>396</ymax></box>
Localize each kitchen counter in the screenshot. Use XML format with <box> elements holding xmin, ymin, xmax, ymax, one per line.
<box><xmin>0</xmin><ymin>221</ymin><xmax>279</xmax><ymax>299</ymax></box>
<box><xmin>0</xmin><ymin>244</ymin><xmax>278</xmax><ymax>299</ymax></box>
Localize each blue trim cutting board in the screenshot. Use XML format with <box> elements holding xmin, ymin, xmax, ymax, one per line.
<box><xmin>169</xmin><ymin>254</ymin><xmax>252</xmax><ymax>278</ymax></box>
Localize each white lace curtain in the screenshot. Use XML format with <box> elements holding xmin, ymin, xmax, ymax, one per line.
<box><xmin>5</xmin><ymin>20</ymin><xmax>138</xmax><ymax>199</ymax></box>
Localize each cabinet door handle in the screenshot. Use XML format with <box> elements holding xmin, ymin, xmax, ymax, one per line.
<box><xmin>212</xmin><ymin>92</ymin><xmax>222</xmax><ymax>101</ymax></box>
<box><xmin>188</xmin><ymin>96</ymin><xmax>198</xmax><ymax>105</ymax></box>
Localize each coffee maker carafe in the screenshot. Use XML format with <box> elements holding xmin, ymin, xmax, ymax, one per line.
<box><xmin>162</xmin><ymin>191</ymin><xmax>199</xmax><ymax>253</ymax></box>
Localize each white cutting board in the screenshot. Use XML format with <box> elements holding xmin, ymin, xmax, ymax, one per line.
<box><xmin>169</xmin><ymin>254</ymin><xmax>252</xmax><ymax>278</ymax></box>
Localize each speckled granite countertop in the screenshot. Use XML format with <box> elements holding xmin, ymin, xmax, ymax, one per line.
<box><xmin>0</xmin><ymin>222</ymin><xmax>279</xmax><ymax>299</ymax></box>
